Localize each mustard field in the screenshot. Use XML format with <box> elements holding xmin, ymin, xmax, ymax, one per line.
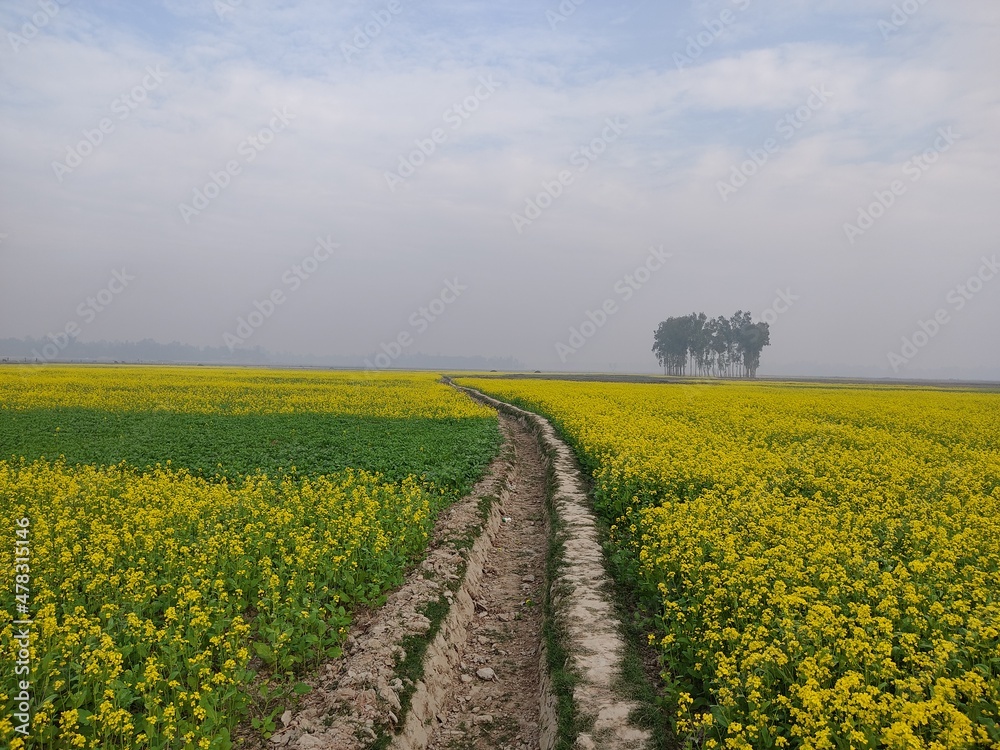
<box><xmin>4</xmin><ymin>366</ymin><xmax>999</xmax><ymax>749</ymax></box>
<box><xmin>461</xmin><ymin>378</ymin><xmax>1000</xmax><ymax>749</ymax></box>
<box><xmin>0</xmin><ymin>367</ymin><xmax>501</xmax><ymax>749</ymax></box>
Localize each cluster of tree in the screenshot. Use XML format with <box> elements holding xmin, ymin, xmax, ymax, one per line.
<box><xmin>652</xmin><ymin>311</ymin><xmax>770</xmax><ymax>378</ymax></box>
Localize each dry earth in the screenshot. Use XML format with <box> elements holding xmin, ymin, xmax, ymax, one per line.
<box><xmin>259</xmin><ymin>414</ymin><xmax>552</xmax><ymax>750</ymax></box>
<box><xmin>423</xmin><ymin>415</ymin><xmax>549</xmax><ymax>750</ymax></box>
<box><xmin>246</xmin><ymin>390</ymin><xmax>651</xmax><ymax>750</ymax></box>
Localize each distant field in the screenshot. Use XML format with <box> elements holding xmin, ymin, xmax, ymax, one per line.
<box><xmin>6</xmin><ymin>366</ymin><xmax>999</xmax><ymax>749</ymax></box>
<box><xmin>465</xmin><ymin>370</ymin><xmax>1000</xmax><ymax>392</ymax></box>
<box><xmin>0</xmin><ymin>366</ymin><xmax>501</xmax><ymax>749</ymax></box>
<box><xmin>460</xmin><ymin>377</ymin><xmax>1000</xmax><ymax>749</ymax></box>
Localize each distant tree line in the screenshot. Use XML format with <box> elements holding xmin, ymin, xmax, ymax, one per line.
<box><xmin>0</xmin><ymin>337</ymin><xmax>525</xmax><ymax>371</ymax></box>
<box><xmin>653</xmin><ymin>311</ymin><xmax>770</xmax><ymax>378</ymax></box>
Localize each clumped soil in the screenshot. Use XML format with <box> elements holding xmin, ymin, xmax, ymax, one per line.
<box><xmin>425</xmin><ymin>417</ymin><xmax>549</xmax><ymax>750</ymax></box>
<box><xmin>246</xmin><ymin>414</ymin><xmax>549</xmax><ymax>750</ymax></box>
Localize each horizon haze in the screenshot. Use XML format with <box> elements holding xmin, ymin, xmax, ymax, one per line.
<box><xmin>1</xmin><ymin>0</ymin><xmax>998</xmax><ymax>380</ymax></box>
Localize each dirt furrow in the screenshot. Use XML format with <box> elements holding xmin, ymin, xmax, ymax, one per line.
<box><xmin>264</xmin><ymin>414</ymin><xmax>552</xmax><ymax>750</ymax></box>
<box><xmin>424</xmin><ymin>416</ymin><xmax>549</xmax><ymax>750</ymax></box>
<box><xmin>458</xmin><ymin>386</ymin><xmax>652</xmax><ymax>750</ymax></box>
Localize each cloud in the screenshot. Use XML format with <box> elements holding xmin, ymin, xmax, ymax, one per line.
<box><xmin>0</xmin><ymin>0</ymin><xmax>997</xmax><ymax>377</ymax></box>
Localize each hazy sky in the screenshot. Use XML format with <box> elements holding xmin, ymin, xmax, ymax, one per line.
<box><xmin>1</xmin><ymin>0</ymin><xmax>998</xmax><ymax>377</ymax></box>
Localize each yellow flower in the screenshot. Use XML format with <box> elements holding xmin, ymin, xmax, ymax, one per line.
<box><xmin>460</xmin><ymin>376</ymin><xmax>1000</xmax><ymax>749</ymax></box>
<box><xmin>0</xmin><ymin>366</ymin><xmax>499</xmax><ymax>750</ymax></box>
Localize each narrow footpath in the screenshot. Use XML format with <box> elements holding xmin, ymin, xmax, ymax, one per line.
<box><xmin>424</xmin><ymin>415</ymin><xmax>549</xmax><ymax>750</ymax></box>
<box><xmin>260</xmin><ymin>395</ymin><xmax>650</xmax><ymax>750</ymax></box>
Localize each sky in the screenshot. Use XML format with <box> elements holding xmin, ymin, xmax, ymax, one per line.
<box><xmin>0</xmin><ymin>0</ymin><xmax>998</xmax><ymax>378</ymax></box>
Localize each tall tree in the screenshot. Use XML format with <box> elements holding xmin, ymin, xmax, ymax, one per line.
<box><xmin>739</xmin><ymin>321</ymin><xmax>770</xmax><ymax>379</ymax></box>
<box><xmin>653</xmin><ymin>311</ymin><xmax>771</xmax><ymax>379</ymax></box>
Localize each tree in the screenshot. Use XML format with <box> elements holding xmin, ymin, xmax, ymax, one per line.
<box><xmin>652</xmin><ymin>317</ymin><xmax>690</xmax><ymax>376</ymax></box>
<box><xmin>652</xmin><ymin>311</ymin><xmax>771</xmax><ymax>379</ymax></box>
<box><xmin>739</xmin><ymin>321</ymin><xmax>770</xmax><ymax>379</ymax></box>
<box><xmin>709</xmin><ymin>315</ymin><xmax>731</xmax><ymax>376</ymax></box>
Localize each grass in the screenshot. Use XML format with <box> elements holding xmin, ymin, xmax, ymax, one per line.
<box><xmin>483</xmin><ymin>714</ymin><xmax>522</xmax><ymax>746</ymax></box>
<box><xmin>367</xmin><ymin>594</ymin><xmax>453</xmax><ymax>750</ymax></box>
<box><xmin>446</xmin><ymin>492</ymin><xmax>500</xmax><ymax>553</ymax></box>
<box><xmin>539</xmin><ymin>410</ymin><xmax>675</xmax><ymax>749</ymax></box>
<box><xmin>465</xmin><ymin>384</ymin><xmax>668</xmax><ymax>750</ymax></box>
<box><xmin>449</xmin><ymin>384</ymin><xmax>585</xmax><ymax>748</ymax></box>
<box><xmin>544</xmin><ymin>554</ymin><xmax>584</xmax><ymax>748</ymax></box>
<box><xmin>609</xmin><ymin>560</ymin><xmax>677</xmax><ymax>750</ymax></box>
<box><xmin>541</xmin><ymin>461</ymin><xmax>588</xmax><ymax>750</ymax></box>
<box><xmin>0</xmin><ymin>369</ymin><xmax>508</xmax><ymax>750</ymax></box>
<box><xmin>365</xmin><ymin>450</ymin><xmax>509</xmax><ymax>749</ymax></box>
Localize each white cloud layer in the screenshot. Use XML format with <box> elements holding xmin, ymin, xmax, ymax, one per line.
<box><xmin>1</xmin><ymin>0</ymin><xmax>998</xmax><ymax>377</ymax></box>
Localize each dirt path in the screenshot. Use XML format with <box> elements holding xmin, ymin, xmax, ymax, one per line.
<box><xmin>264</xmin><ymin>414</ymin><xmax>550</xmax><ymax>750</ymax></box>
<box><xmin>425</xmin><ymin>416</ymin><xmax>549</xmax><ymax>750</ymax></box>
<box><xmin>460</xmin><ymin>387</ymin><xmax>652</xmax><ymax>750</ymax></box>
<box><xmin>254</xmin><ymin>396</ymin><xmax>648</xmax><ymax>750</ymax></box>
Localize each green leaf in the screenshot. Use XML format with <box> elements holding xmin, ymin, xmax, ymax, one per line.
<box><xmin>253</xmin><ymin>642</ymin><xmax>275</xmax><ymax>663</ymax></box>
